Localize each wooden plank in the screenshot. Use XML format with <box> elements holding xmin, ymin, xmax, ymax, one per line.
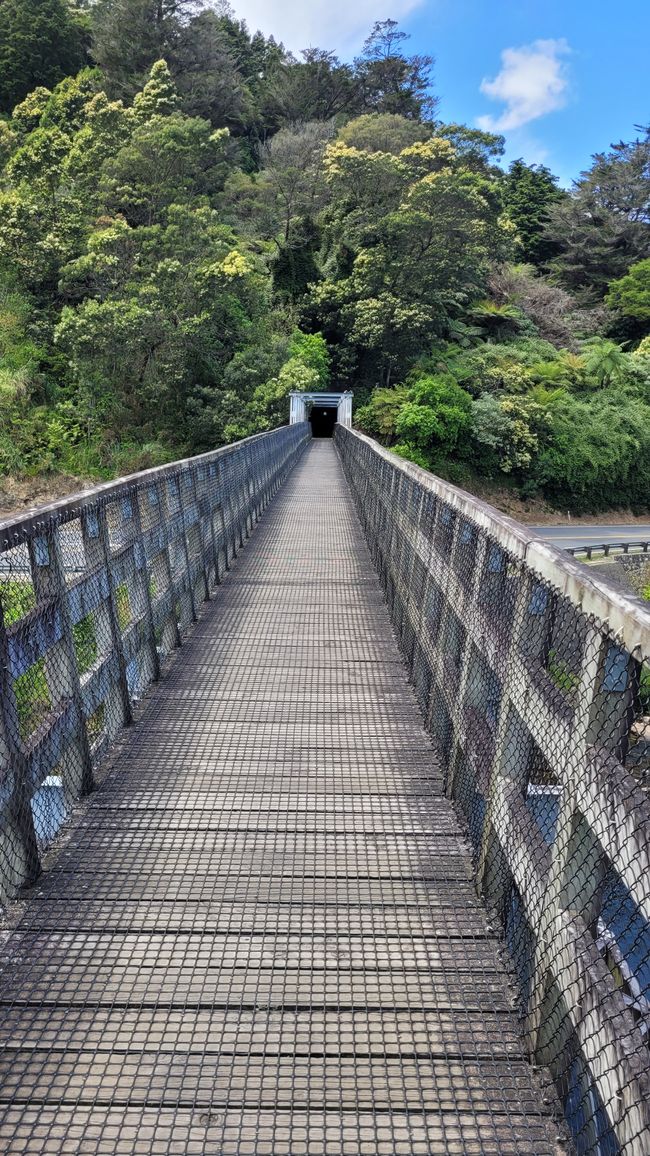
<box><xmin>0</xmin><ymin>1052</ymin><xmax>551</xmax><ymax>1114</ymax></box>
<box><xmin>0</xmin><ymin>1107</ymin><xmax>560</xmax><ymax>1156</ymax></box>
<box><xmin>0</xmin><ymin>1006</ymin><xmax>523</xmax><ymax>1058</ymax></box>
<box><xmin>15</xmin><ymin>899</ymin><xmax>494</xmax><ymax>937</ymax></box>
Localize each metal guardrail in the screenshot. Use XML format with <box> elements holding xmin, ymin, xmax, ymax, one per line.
<box><xmin>335</xmin><ymin>425</ymin><xmax>650</xmax><ymax>1156</ymax></box>
<box><xmin>0</xmin><ymin>424</ymin><xmax>309</xmax><ymax>904</ymax></box>
<box><xmin>568</xmin><ymin>542</ymin><xmax>650</xmax><ymax>561</ymax></box>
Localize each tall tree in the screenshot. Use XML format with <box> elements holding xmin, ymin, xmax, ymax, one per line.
<box><xmin>90</xmin><ymin>0</ymin><xmax>201</xmax><ymax>95</ymax></box>
<box><xmin>306</xmin><ymin>121</ymin><xmax>507</xmax><ymax>385</ymax></box>
<box><xmin>606</xmin><ymin>259</ymin><xmax>650</xmax><ymax>328</ymax></box>
<box><xmin>546</xmin><ymin>128</ymin><xmax>650</xmax><ymax>300</ymax></box>
<box><xmin>0</xmin><ymin>0</ymin><xmax>89</xmax><ymax>113</ymax></box>
<box><xmin>501</xmin><ymin>159</ymin><xmax>566</xmax><ymax>266</ymax></box>
<box><xmin>355</xmin><ymin>20</ymin><xmax>437</xmax><ymax>120</ymax></box>
<box><xmin>169</xmin><ymin>9</ymin><xmax>253</xmax><ymax>129</ymax></box>
<box><xmin>262</xmin><ymin>49</ymin><xmax>360</xmax><ymax>126</ymax></box>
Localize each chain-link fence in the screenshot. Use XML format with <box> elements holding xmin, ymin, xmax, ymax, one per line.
<box><xmin>336</xmin><ymin>425</ymin><xmax>650</xmax><ymax>1156</ymax></box>
<box><xmin>0</xmin><ymin>425</ymin><xmax>309</xmax><ymax>905</ymax></box>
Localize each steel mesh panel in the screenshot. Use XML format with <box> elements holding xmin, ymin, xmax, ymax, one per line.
<box><xmin>336</xmin><ymin>424</ymin><xmax>650</xmax><ymax>1156</ymax></box>
<box><xmin>0</xmin><ymin>425</ymin><xmax>308</xmax><ymax>884</ymax></box>
<box><xmin>0</xmin><ymin>439</ymin><xmax>562</xmax><ymax>1153</ymax></box>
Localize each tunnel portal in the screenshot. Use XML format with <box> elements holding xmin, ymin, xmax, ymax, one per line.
<box><xmin>309</xmin><ymin>405</ymin><xmax>338</xmax><ymax>437</ymax></box>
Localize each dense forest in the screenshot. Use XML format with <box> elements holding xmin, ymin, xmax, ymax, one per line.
<box><xmin>0</xmin><ymin>0</ymin><xmax>649</xmax><ymax>512</ymax></box>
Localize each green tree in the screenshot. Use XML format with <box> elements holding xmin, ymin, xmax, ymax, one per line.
<box><xmin>55</xmin><ymin>203</ymin><xmax>269</xmax><ymax>447</ymax></box>
<box><xmin>355</xmin><ymin>20</ymin><xmax>437</xmax><ymax>120</ymax></box>
<box><xmin>288</xmin><ymin>331</ymin><xmax>330</xmax><ymax>389</ymax></box>
<box><xmin>259</xmin><ymin>121</ymin><xmax>333</xmax><ymax>244</ymax></box>
<box><xmin>311</xmin><ymin>127</ymin><xmax>508</xmax><ymax>385</ymax></box>
<box><xmin>606</xmin><ymin>259</ymin><xmax>650</xmax><ymax>324</ymax></box>
<box><xmin>502</xmin><ymin>159</ymin><xmax>566</xmax><ymax>266</ymax></box>
<box><xmin>464</xmin><ymin>390</ymin><xmax>550</xmax><ymax>476</ymax></box>
<box><xmin>468</xmin><ymin>300</ymin><xmax>523</xmax><ymax>342</ymax></box>
<box><xmin>100</xmin><ymin>108</ymin><xmax>229</xmax><ymax>226</ymax></box>
<box><xmin>546</xmin><ymin>129</ymin><xmax>650</xmax><ymax>300</ymax></box>
<box><xmin>534</xmin><ymin>391</ymin><xmax>650</xmax><ymax>511</ymax></box>
<box><xmin>90</xmin><ymin>0</ymin><xmax>201</xmax><ymax>96</ymax></box>
<box><xmin>63</xmin><ymin>92</ymin><xmax>133</xmax><ymax>201</ymax></box>
<box><xmin>354</xmin><ymin>386</ymin><xmax>409</xmax><ymax>440</ymax></box>
<box><xmin>9</xmin><ymin>86</ymin><xmax>53</xmax><ymax>135</ymax></box>
<box><xmin>338</xmin><ymin>112</ymin><xmax>429</xmax><ymax>155</ymax></box>
<box><xmin>403</xmin><ymin>373</ymin><xmax>472</xmax><ymax>452</ymax></box>
<box><xmin>132</xmin><ymin>58</ymin><xmax>180</xmax><ymax>118</ymax></box>
<box><xmin>224</xmin><ymin>120</ymin><xmax>331</xmax><ymax>300</ymax></box>
<box><xmin>262</xmin><ymin>48</ymin><xmax>359</xmax><ymax>126</ymax></box>
<box><xmin>436</xmin><ymin>124</ymin><xmax>504</xmax><ymax>173</ymax></box>
<box><xmin>581</xmin><ymin>337</ymin><xmax>628</xmax><ymax>387</ymax></box>
<box><xmin>169</xmin><ymin>9</ymin><xmax>254</xmax><ymax>129</ymax></box>
<box><xmin>0</xmin><ymin>0</ymin><xmax>89</xmax><ymax>113</ymax></box>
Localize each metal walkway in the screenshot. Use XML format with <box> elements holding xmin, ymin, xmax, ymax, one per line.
<box><xmin>0</xmin><ymin>442</ymin><xmax>559</xmax><ymax>1154</ymax></box>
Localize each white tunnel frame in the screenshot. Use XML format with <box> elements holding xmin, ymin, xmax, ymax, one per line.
<box><xmin>289</xmin><ymin>392</ymin><xmax>353</xmax><ymax>428</ymax></box>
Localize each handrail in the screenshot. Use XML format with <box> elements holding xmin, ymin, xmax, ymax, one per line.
<box><xmin>335</xmin><ymin>424</ymin><xmax>650</xmax><ymax>1155</ymax></box>
<box><xmin>0</xmin><ymin>424</ymin><xmax>310</xmax><ymax>903</ymax></box>
<box><xmin>338</xmin><ymin>428</ymin><xmax>650</xmax><ymax>658</ymax></box>
<box><xmin>0</xmin><ymin>428</ymin><xmax>281</xmax><ymax>544</ymax></box>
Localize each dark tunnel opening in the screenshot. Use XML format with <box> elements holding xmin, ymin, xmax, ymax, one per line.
<box><xmin>310</xmin><ymin>406</ymin><xmax>338</xmax><ymax>438</ymax></box>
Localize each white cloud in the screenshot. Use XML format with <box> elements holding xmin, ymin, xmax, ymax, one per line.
<box><xmin>477</xmin><ymin>39</ymin><xmax>571</xmax><ymax>133</ymax></box>
<box><xmin>227</xmin><ymin>1</ymin><xmax>424</xmax><ymax>56</ymax></box>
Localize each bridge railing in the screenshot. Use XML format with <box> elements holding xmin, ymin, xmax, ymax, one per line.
<box><xmin>0</xmin><ymin>424</ymin><xmax>309</xmax><ymax>904</ymax></box>
<box><xmin>336</xmin><ymin>424</ymin><xmax>650</xmax><ymax>1156</ymax></box>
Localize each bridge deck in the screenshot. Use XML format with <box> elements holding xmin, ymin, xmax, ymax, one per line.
<box><xmin>0</xmin><ymin>442</ymin><xmax>559</xmax><ymax>1154</ymax></box>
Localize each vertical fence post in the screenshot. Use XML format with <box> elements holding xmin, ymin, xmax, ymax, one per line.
<box><xmin>130</xmin><ymin>490</ymin><xmax>161</xmax><ymax>685</ymax></box>
<box><xmin>0</xmin><ymin>601</ymin><xmax>41</xmax><ymax>897</ymax></box>
<box><xmin>476</xmin><ymin>571</ymin><xmax>544</xmax><ymax>917</ymax></box>
<box><xmin>163</xmin><ymin>475</ymin><xmax>196</xmax><ymax>629</ymax></box>
<box><xmin>81</xmin><ymin>505</ymin><xmax>133</xmax><ymax>737</ymax></box>
<box><xmin>28</xmin><ymin>525</ymin><xmax>94</xmax><ymax>799</ymax></box>
<box><xmin>177</xmin><ymin>470</ymin><xmax>200</xmax><ymax>624</ymax></box>
<box><xmin>151</xmin><ymin>479</ymin><xmax>183</xmax><ymax>652</ymax></box>
<box><xmin>205</xmin><ymin>463</ymin><xmax>222</xmax><ymax>588</ymax></box>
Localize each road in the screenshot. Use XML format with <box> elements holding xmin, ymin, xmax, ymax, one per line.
<box><xmin>529</xmin><ymin>524</ymin><xmax>650</xmax><ymax>551</ymax></box>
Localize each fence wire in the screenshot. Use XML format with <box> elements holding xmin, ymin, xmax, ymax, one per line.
<box><xmin>0</xmin><ymin>425</ymin><xmax>309</xmax><ymax>901</ymax></box>
<box><xmin>336</xmin><ymin>424</ymin><xmax>650</xmax><ymax>1156</ymax></box>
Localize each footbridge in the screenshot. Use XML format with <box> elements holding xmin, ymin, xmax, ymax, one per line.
<box><xmin>0</xmin><ymin>424</ymin><xmax>648</xmax><ymax>1154</ymax></box>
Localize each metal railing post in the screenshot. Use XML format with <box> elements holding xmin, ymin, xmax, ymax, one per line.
<box><xmin>28</xmin><ymin>526</ymin><xmax>94</xmax><ymax>798</ymax></box>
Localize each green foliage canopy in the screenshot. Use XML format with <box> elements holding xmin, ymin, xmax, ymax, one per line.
<box><xmin>0</xmin><ymin>6</ymin><xmax>648</xmax><ymax>519</ymax></box>
<box><xmin>0</xmin><ymin>0</ymin><xmax>88</xmax><ymax>113</ymax></box>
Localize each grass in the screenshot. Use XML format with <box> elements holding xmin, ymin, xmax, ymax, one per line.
<box><xmin>2</xmin><ymin>581</ymin><xmax>101</xmax><ymax>738</ymax></box>
<box><xmin>72</xmin><ymin>614</ymin><xmax>97</xmax><ymax>676</ymax></box>
<box><xmin>546</xmin><ymin>648</ymin><xmax>580</xmax><ymax>696</ymax></box>
<box><xmin>13</xmin><ymin>660</ymin><xmax>51</xmax><ymax>741</ymax></box>
<box><xmin>0</xmin><ymin>579</ymin><xmax>35</xmax><ymax>625</ymax></box>
<box><xmin>114</xmin><ymin>584</ymin><xmax>132</xmax><ymax>632</ymax></box>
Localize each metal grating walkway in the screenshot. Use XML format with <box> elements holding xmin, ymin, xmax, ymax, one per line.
<box><xmin>0</xmin><ymin>442</ymin><xmax>560</xmax><ymax>1154</ymax></box>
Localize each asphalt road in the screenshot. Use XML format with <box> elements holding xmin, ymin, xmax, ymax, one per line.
<box><xmin>529</xmin><ymin>524</ymin><xmax>650</xmax><ymax>550</ymax></box>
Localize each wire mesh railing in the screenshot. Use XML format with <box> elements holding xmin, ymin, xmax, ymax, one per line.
<box><xmin>335</xmin><ymin>424</ymin><xmax>650</xmax><ymax>1156</ymax></box>
<box><xmin>0</xmin><ymin>424</ymin><xmax>309</xmax><ymax>904</ymax></box>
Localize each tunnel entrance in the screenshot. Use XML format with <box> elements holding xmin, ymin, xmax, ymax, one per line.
<box><xmin>310</xmin><ymin>406</ymin><xmax>338</xmax><ymax>438</ymax></box>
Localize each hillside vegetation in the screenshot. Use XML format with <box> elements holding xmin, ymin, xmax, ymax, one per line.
<box><xmin>1</xmin><ymin>2</ymin><xmax>649</xmax><ymax>512</ymax></box>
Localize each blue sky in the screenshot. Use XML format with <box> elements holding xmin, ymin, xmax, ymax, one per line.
<box><xmin>230</xmin><ymin>0</ymin><xmax>649</xmax><ymax>187</ymax></box>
